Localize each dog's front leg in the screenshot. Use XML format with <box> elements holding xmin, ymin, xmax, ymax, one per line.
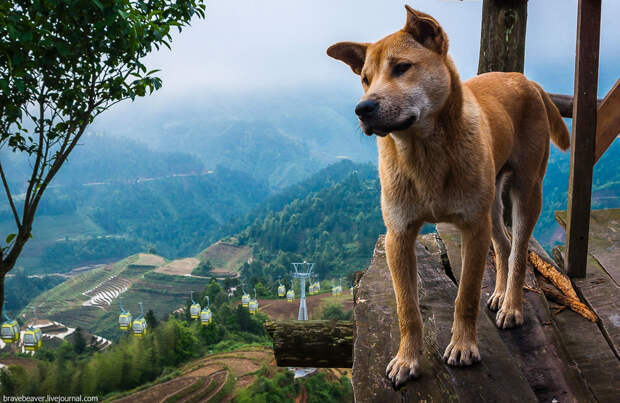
<box><xmin>443</xmin><ymin>216</ymin><xmax>491</xmax><ymax>366</ymax></box>
<box><xmin>385</xmin><ymin>226</ymin><xmax>423</xmax><ymax>389</ymax></box>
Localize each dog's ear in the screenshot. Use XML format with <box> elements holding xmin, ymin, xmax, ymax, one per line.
<box><xmin>403</xmin><ymin>5</ymin><xmax>449</xmax><ymax>55</ymax></box>
<box><xmin>326</xmin><ymin>42</ymin><xmax>368</xmax><ymax>75</ymax></box>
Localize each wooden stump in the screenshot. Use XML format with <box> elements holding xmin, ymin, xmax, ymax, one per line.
<box><xmin>352</xmin><ymin>235</ymin><xmax>537</xmax><ymax>402</ymax></box>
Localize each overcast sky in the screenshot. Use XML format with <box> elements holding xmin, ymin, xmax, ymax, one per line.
<box><xmin>108</xmin><ymin>0</ymin><xmax>619</xmax><ymax>114</ymax></box>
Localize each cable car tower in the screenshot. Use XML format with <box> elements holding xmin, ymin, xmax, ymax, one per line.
<box><xmin>292</xmin><ymin>261</ymin><xmax>314</xmax><ymax>320</ymax></box>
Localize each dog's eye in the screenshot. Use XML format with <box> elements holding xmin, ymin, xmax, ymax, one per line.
<box><xmin>393</xmin><ymin>63</ymin><xmax>412</xmax><ymax>77</ymax></box>
<box><xmin>362</xmin><ymin>76</ymin><xmax>369</xmax><ymax>86</ymax></box>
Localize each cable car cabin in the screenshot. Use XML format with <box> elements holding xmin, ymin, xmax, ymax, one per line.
<box><xmin>23</xmin><ymin>328</ymin><xmax>43</xmax><ymax>351</ymax></box>
<box><xmin>249</xmin><ymin>299</ymin><xmax>258</xmax><ymax>314</ymax></box>
<box><xmin>286</xmin><ymin>289</ymin><xmax>295</xmax><ymax>302</ymax></box>
<box><xmin>190</xmin><ymin>303</ymin><xmax>201</xmax><ymax>319</ymax></box>
<box><xmin>132</xmin><ymin>318</ymin><xmax>147</xmax><ymax>337</ymax></box>
<box><xmin>200</xmin><ymin>308</ymin><xmax>212</xmax><ymax>325</ymax></box>
<box><xmin>118</xmin><ymin>312</ymin><xmax>133</xmax><ymax>331</ymax></box>
<box><xmin>278</xmin><ymin>284</ymin><xmax>286</xmax><ymax>297</ymax></box>
<box><xmin>242</xmin><ymin>294</ymin><xmax>250</xmax><ymax>307</ymax></box>
<box><xmin>1</xmin><ymin>320</ymin><xmax>20</xmax><ymax>343</ymax></box>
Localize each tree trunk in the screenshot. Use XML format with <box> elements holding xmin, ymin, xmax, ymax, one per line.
<box><xmin>0</xmin><ymin>270</ymin><xmax>6</xmax><ymax>318</ymax></box>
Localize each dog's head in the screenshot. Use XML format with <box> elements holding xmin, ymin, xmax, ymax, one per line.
<box><xmin>327</xmin><ymin>5</ymin><xmax>452</xmax><ymax>137</ymax></box>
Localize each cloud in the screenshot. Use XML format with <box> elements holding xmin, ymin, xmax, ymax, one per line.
<box><xmin>112</xmin><ymin>0</ymin><xmax>619</xmax><ymax>111</ymax></box>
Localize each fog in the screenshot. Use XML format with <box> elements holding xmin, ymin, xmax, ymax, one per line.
<box><xmin>95</xmin><ymin>0</ymin><xmax>620</xmax><ymax>128</ymax></box>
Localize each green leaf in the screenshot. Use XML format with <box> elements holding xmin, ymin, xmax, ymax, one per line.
<box><xmin>91</xmin><ymin>0</ymin><xmax>104</xmax><ymax>11</ymax></box>
<box><xmin>5</xmin><ymin>234</ymin><xmax>16</xmax><ymax>244</ymax></box>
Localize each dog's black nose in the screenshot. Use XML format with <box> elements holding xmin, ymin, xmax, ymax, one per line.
<box><xmin>355</xmin><ymin>99</ymin><xmax>379</xmax><ymax>118</ymax></box>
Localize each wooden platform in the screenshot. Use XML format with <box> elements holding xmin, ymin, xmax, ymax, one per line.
<box><xmin>352</xmin><ymin>216</ymin><xmax>620</xmax><ymax>401</ymax></box>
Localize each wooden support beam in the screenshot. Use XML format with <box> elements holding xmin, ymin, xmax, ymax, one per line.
<box><xmin>566</xmin><ymin>0</ymin><xmax>601</xmax><ymax>278</ymax></box>
<box><xmin>265</xmin><ymin>320</ymin><xmax>353</xmax><ymax>368</ymax></box>
<box><xmin>595</xmin><ymin>78</ymin><xmax>620</xmax><ymax>163</ymax></box>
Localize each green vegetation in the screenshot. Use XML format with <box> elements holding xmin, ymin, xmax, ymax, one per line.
<box><xmin>0</xmin><ymin>166</ymin><xmax>269</xmax><ymax>273</ymax></box>
<box><xmin>321</xmin><ymin>303</ymin><xmax>353</xmax><ymax>321</ymax></box>
<box><xmin>4</xmin><ymin>269</ymin><xmax>65</xmax><ymax>315</ymax></box>
<box><xmin>234</xmin><ymin>366</ymin><xmax>352</xmax><ymax>403</ymax></box>
<box><xmin>1</xmin><ymin>279</ymin><xmax>269</xmax><ymax>398</ymax></box>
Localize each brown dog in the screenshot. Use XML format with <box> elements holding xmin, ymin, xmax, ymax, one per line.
<box><xmin>327</xmin><ymin>5</ymin><xmax>569</xmax><ymax>389</ymax></box>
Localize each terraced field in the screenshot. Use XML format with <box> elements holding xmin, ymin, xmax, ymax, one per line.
<box><xmin>155</xmin><ymin>258</ymin><xmax>200</xmax><ymax>276</ymax></box>
<box><xmin>24</xmin><ymin>255</ymin><xmax>212</xmax><ymax>340</ymax></box>
<box><xmin>130</xmin><ymin>253</ymin><xmax>167</xmax><ymax>268</ymax></box>
<box><xmin>112</xmin><ymin>346</ymin><xmax>352</xmax><ymax>402</ymax></box>
<box><xmin>82</xmin><ymin>275</ymin><xmax>132</xmax><ymax>308</ymax></box>
<box><xmin>113</xmin><ymin>347</ymin><xmax>272</xmax><ymax>402</ymax></box>
<box><xmin>197</xmin><ymin>241</ymin><xmax>252</xmax><ymax>277</ymax></box>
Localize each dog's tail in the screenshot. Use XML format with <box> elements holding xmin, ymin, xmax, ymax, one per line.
<box><xmin>533</xmin><ymin>82</ymin><xmax>570</xmax><ymax>150</ymax></box>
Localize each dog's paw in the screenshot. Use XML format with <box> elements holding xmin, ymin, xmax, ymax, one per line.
<box><xmin>486</xmin><ymin>291</ymin><xmax>504</xmax><ymax>312</ymax></box>
<box><xmin>385</xmin><ymin>355</ymin><xmax>420</xmax><ymax>390</ymax></box>
<box><xmin>443</xmin><ymin>338</ymin><xmax>481</xmax><ymax>367</ymax></box>
<box><xmin>495</xmin><ymin>306</ymin><xmax>523</xmax><ymax>329</ymax></box>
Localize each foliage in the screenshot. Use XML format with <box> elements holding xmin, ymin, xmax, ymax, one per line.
<box><xmin>235</xmin><ymin>161</ymin><xmax>385</xmax><ymax>289</ymax></box>
<box><xmin>72</xmin><ymin>327</ymin><xmax>87</xmax><ymax>355</ymax></box>
<box><xmin>234</xmin><ymin>367</ymin><xmax>353</xmax><ymax>403</ymax></box>
<box><xmin>320</xmin><ymin>303</ymin><xmax>353</xmax><ymax>321</ymax></box>
<box><xmin>3</xmin><ymin>268</ymin><xmax>64</xmax><ymax>313</ymax></box>
<box><xmin>304</xmin><ymin>372</ymin><xmax>353</xmax><ymax>403</ymax></box>
<box><xmin>234</xmin><ymin>367</ymin><xmax>297</xmax><ymax>403</ymax></box>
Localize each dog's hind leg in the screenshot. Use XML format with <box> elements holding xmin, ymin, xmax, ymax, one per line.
<box><xmin>487</xmin><ymin>172</ymin><xmax>511</xmax><ymax>311</ymax></box>
<box><xmin>385</xmin><ymin>225</ymin><xmax>423</xmax><ymax>389</ymax></box>
<box><xmin>496</xmin><ymin>177</ymin><xmax>542</xmax><ymax>329</ymax></box>
<box><xmin>444</xmin><ymin>215</ymin><xmax>491</xmax><ymax>366</ymax></box>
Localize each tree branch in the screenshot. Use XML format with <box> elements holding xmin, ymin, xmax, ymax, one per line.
<box><xmin>0</xmin><ymin>161</ymin><xmax>21</xmax><ymax>230</ymax></box>
<box><xmin>23</xmin><ymin>89</ymin><xmax>46</xmax><ymax>215</ymax></box>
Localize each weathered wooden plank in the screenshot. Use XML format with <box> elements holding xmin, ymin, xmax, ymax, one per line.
<box><xmin>265</xmin><ymin>320</ymin><xmax>353</xmax><ymax>368</ymax></box>
<box><xmin>548</xmin><ymin>246</ymin><xmax>620</xmax><ymax>402</ymax></box>
<box><xmin>595</xmin><ymin>78</ymin><xmax>620</xmax><ymax>163</ymax></box>
<box><xmin>552</xmin><ymin>240</ymin><xmax>620</xmax><ymax>359</ymax></box>
<box><xmin>556</xmin><ymin>209</ymin><xmax>620</xmax><ymax>286</ymax></box>
<box><xmin>436</xmin><ymin>225</ymin><xmax>595</xmax><ymax>401</ymax></box>
<box><xmin>353</xmin><ymin>235</ymin><xmax>536</xmax><ymax>402</ymax></box>
<box><xmin>565</xmin><ymin>0</ymin><xmax>602</xmax><ymax>278</ymax></box>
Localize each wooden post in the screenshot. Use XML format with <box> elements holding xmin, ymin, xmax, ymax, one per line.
<box><xmin>478</xmin><ymin>0</ymin><xmax>528</xmax><ymax>74</ymax></box>
<box><xmin>265</xmin><ymin>320</ymin><xmax>353</xmax><ymax>368</ymax></box>
<box><xmin>566</xmin><ymin>0</ymin><xmax>601</xmax><ymax>278</ymax></box>
<box><xmin>478</xmin><ymin>0</ymin><xmax>528</xmax><ymax>227</ymax></box>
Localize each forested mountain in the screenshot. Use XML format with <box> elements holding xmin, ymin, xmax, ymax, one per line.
<box><xmin>0</xmin><ymin>136</ymin><xmax>270</xmax><ymax>272</ymax></box>
<box><xmin>237</xmin><ymin>161</ymin><xmax>385</xmax><ymax>280</ymax></box>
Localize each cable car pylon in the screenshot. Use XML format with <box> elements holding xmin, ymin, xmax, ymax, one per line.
<box><xmin>292</xmin><ymin>261</ymin><xmax>314</xmax><ymax>321</ymax></box>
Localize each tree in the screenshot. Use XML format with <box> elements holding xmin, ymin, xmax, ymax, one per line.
<box><xmin>0</xmin><ymin>0</ymin><xmax>206</xmax><ymax>315</ymax></box>
<box><xmin>145</xmin><ymin>309</ymin><xmax>159</xmax><ymax>329</ymax></box>
<box><xmin>73</xmin><ymin>327</ymin><xmax>87</xmax><ymax>354</ymax></box>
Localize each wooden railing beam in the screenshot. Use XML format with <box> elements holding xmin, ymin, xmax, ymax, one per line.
<box><xmin>595</xmin><ymin>78</ymin><xmax>620</xmax><ymax>163</ymax></box>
